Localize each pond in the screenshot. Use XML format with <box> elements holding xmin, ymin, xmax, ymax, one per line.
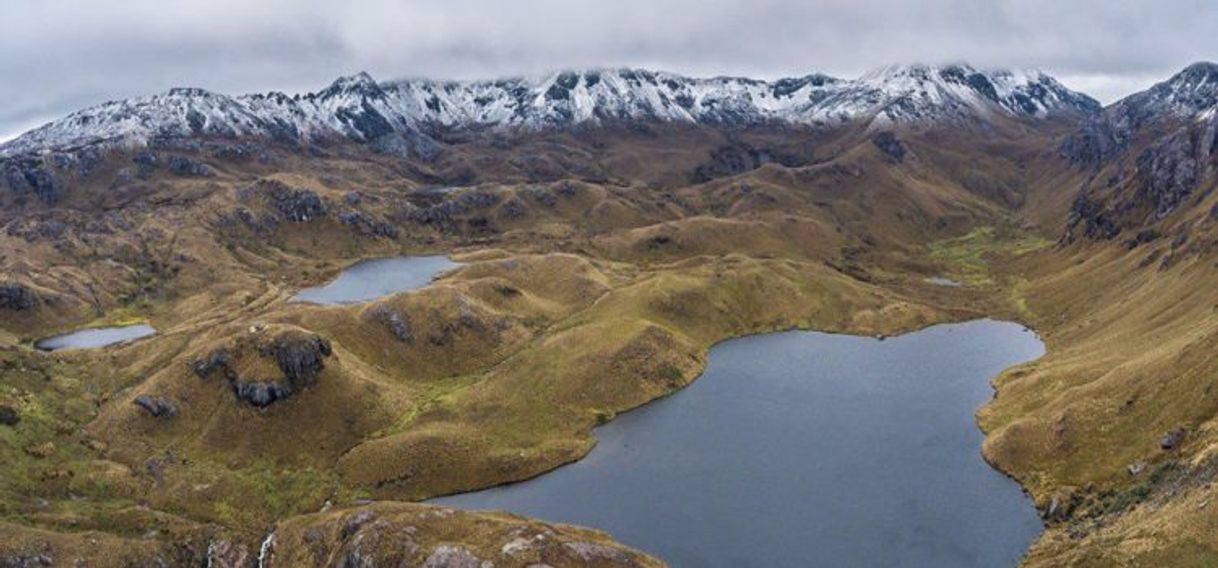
<box><xmin>926</xmin><ymin>276</ymin><xmax>963</xmax><ymax>287</ymax></box>
<box><xmin>35</xmin><ymin>323</ymin><xmax>157</xmax><ymax>351</ymax></box>
<box><xmin>433</xmin><ymin>319</ymin><xmax>1045</xmax><ymax>567</ymax></box>
<box><xmin>292</xmin><ymin>255</ymin><xmax>459</xmax><ymax>304</ymax></box>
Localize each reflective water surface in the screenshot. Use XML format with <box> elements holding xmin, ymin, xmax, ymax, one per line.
<box><xmin>435</xmin><ymin>319</ymin><xmax>1045</xmax><ymax>568</ymax></box>
<box><xmin>292</xmin><ymin>255</ymin><xmax>459</xmax><ymax>304</ymax></box>
<box><xmin>36</xmin><ymin>324</ymin><xmax>156</xmax><ymax>350</ymax></box>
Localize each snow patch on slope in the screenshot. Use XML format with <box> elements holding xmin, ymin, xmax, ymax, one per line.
<box><xmin>0</xmin><ymin>64</ymin><xmax>1100</xmax><ymax>158</ymax></box>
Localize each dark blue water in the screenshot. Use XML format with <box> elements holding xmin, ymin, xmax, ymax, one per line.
<box><xmin>36</xmin><ymin>323</ymin><xmax>156</xmax><ymax>350</ymax></box>
<box><xmin>433</xmin><ymin>319</ymin><xmax>1045</xmax><ymax>567</ymax></box>
<box><xmin>292</xmin><ymin>255</ymin><xmax>458</xmax><ymax>304</ymax></box>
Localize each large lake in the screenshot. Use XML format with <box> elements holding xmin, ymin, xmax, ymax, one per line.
<box><xmin>433</xmin><ymin>319</ymin><xmax>1045</xmax><ymax>567</ymax></box>
<box><xmin>292</xmin><ymin>255</ymin><xmax>458</xmax><ymax>304</ymax></box>
<box><xmin>35</xmin><ymin>323</ymin><xmax>156</xmax><ymax>351</ymax></box>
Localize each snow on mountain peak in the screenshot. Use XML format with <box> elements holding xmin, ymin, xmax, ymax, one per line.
<box><xmin>0</xmin><ymin>64</ymin><xmax>1100</xmax><ymax>158</ymax></box>
<box><xmin>855</xmin><ymin>63</ymin><xmax>1099</xmax><ymax>123</ymax></box>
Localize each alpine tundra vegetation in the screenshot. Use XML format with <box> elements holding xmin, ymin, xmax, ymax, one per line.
<box><xmin>1</xmin><ymin>16</ymin><xmax>1218</xmax><ymax>565</ymax></box>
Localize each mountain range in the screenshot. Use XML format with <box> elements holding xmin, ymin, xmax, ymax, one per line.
<box><xmin>2</xmin><ymin>60</ymin><xmax>1218</xmax><ymax>567</ymax></box>
<box><xmin>0</xmin><ymin>63</ymin><xmax>1101</xmax><ymax>159</ymax></box>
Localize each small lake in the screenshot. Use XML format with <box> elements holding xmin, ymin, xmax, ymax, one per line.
<box><xmin>926</xmin><ymin>276</ymin><xmax>963</xmax><ymax>287</ymax></box>
<box><xmin>35</xmin><ymin>323</ymin><xmax>157</xmax><ymax>351</ymax></box>
<box><xmin>433</xmin><ymin>319</ymin><xmax>1045</xmax><ymax>567</ymax></box>
<box><xmin>292</xmin><ymin>255</ymin><xmax>459</xmax><ymax>304</ymax></box>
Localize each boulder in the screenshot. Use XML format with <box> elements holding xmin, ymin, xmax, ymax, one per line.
<box><xmin>420</xmin><ymin>546</ymin><xmax>485</xmax><ymax>568</ymax></box>
<box><xmin>0</xmin><ymin>405</ymin><xmax>18</xmax><ymax>426</ymax></box>
<box><xmin>266</xmin><ymin>334</ymin><xmax>332</xmax><ymax>386</ymax></box>
<box><xmin>0</xmin><ymin>282</ymin><xmax>37</xmax><ymax>311</ymax></box>
<box><xmin>232</xmin><ymin>380</ymin><xmax>293</xmax><ymax>408</ymax></box>
<box><xmin>191</xmin><ymin>349</ymin><xmax>232</xmax><ymax>379</ymax></box>
<box><xmin>369</xmin><ymin>304</ymin><xmax>413</xmax><ymax>342</ymax></box>
<box><xmin>166</xmin><ymin>155</ymin><xmax>214</xmax><ymax>177</ymax></box>
<box><xmin>133</xmin><ymin>395</ymin><xmax>178</xmax><ymax>418</ymax></box>
<box><xmin>1160</xmin><ymin>427</ymin><xmax>1186</xmax><ymax>450</ymax></box>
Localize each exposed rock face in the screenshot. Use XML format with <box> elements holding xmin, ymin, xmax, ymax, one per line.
<box><xmin>2</xmin><ymin>159</ymin><xmax>60</xmax><ymax>203</ymax></box>
<box><xmin>192</xmin><ymin>330</ymin><xmax>332</xmax><ymax>408</ymax></box>
<box><xmin>369</xmin><ymin>304</ymin><xmax>413</xmax><ymax>342</ymax></box>
<box><xmin>0</xmin><ymin>546</ymin><xmax>54</xmax><ymax>567</ymax></box>
<box><xmin>0</xmin><ymin>282</ymin><xmax>37</xmax><ymax>311</ymax></box>
<box><xmin>399</xmin><ymin>190</ymin><xmax>502</xmax><ymax>231</ymax></box>
<box><xmin>1135</xmin><ymin>130</ymin><xmax>1201</xmax><ymax>217</ymax></box>
<box><xmin>871</xmin><ymin>131</ymin><xmax>907</xmax><ymax>161</ymax></box>
<box><xmin>420</xmin><ymin>546</ymin><xmax>487</xmax><ymax>568</ymax></box>
<box><xmin>1060</xmin><ymin>117</ymin><xmax>1125</xmax><ymax>164</ymax></box>
<box><xmin>204</xmin><ymin>539</ymin><xmax>253</xmax><ymax>568</ymax></box>
<box><xmin>1065</xmin><ymin>193</ymin><xmax>1121</xmax><ymax>241</ymax></box>
<box><xmin>133</xmin><ymin>395</ymin><xmax>178</xmax><ymax>418</ymax></box>
<box><xmin>0</xmin><ymin>65</ymin><xmax>1098</xmax><ymax>163</ymax></box>
<box><xmin>265</xmin><ymin>333</ymin><xmax>332</xmax><ymax>385</ymax></box>
<box><xmin>691</xmin><ymin>143</ymin><xmax>784</xmax><ymax>183</ymax></box>
<box><xmin>339</xmin><ymin>210</ymin><xmax>399</xmax><ymax>238</ymax></box>
<box><xmin>191</xmin><ymin>349</ymin><xmax>232</xmax><ymax>379</ymax></box>
<box><xmin>166</xmin><ymin>155</ymin><xmax>214</xmax><ymax>177</ymax></box>
<box><xmin>232</xmin><ymin>381</ymin><xmax>293</xmax><ymax>408</ymax></box>
<box><xmin>268</xmin><ymin>185</ymin><xmax>325</xmax><ymax>222</ymax></box>
<box><xmin>267</xmin><ymin>502</ymin><xmax>660</xmax><ymax>568</ymax></box>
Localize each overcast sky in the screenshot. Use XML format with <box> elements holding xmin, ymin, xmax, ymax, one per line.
<box><xmin>2</xmin><ymin>0</ymin><xmax>1215</xmax><ymax>140</ymax></box>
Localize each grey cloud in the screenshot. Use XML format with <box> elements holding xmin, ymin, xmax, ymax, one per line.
<box><xmin>2</xmin><ymin>0</ymin><xmax>1216</xmax><ymax>138</ymax></box>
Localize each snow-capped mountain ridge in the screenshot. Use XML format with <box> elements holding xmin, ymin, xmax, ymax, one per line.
<box><xmin>0</xmin><ymin>64</ymin><xmax>1100</xmax><ymax>158</ymax></box>
<box><xmin>1060</xmin><ymin>61</ymin><xmax>1218</xmax><ymax>165</ymax></box>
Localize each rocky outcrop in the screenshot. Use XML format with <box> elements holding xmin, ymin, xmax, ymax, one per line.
<box><xmin>1060</xmin><ymin>117</ymin><xmax>1125</xmax><ymax>164</ymax></box>
<box><xmin>0</xmin><ymin>543</ymin><xmax>54</xmax><ymax>568</ymax></box>
<box><xmin>231</xmin><ymin>380</ymin><xmax>293</xmax><ymax>408</ymax></box>
<box><xmin>192</xmin><ymin>330</ymin><xmax>332</xmax><ymax>408</ymax></box>
<box><xmin>871</xmin><ymin>131</ymin><xmax>907</xmax><ymax>162</ymax></box>
<box><xmin>398</xmin><ymin>190</ymin><xmax>501</xmax><ymax>231</ymax></box>
<box><xmin>133</xmin><ymin>395</ymin><xmax>178</xmax><ymax>418</ymax></box>
<box><xmin>339</xmin><ymin>210</ymin><xmax>399</xmax><ymax>238</ymax></box>
<box><xmin>1135</xmin><ymin>130</ymin><xmax>1201</xmax><ymax>217</ymax></box>
<box><xmin>2</xmin><ymin>159</ymin><xmax>60</xmax><ymax>204</ymax></box>
<box><xmin>265</xmin><ymin>333</ymin><xmax>332</xmax><ymax>385</ymax></box>
<box><xmin>0</xmin><ymin>282</ymin><xmax>37</xmax><ymax>311</ymax></box>
<box><xmin>369</xmin><ymin>304</ymin><xmax>413</xmax><ymax>342</ymax></box>
<box><xmin>691</xmin><ymin>143</ymin><xmax>799</xmax><ymax>183</ymax></box>
<box><xmin>265</xmin><ymin>502</ymin><xmax>660</xmax><ymax>568</ymax></box>
<box><xmin>0</xmin><ymin>405</ymin><xmax>18</xmax><ymax>426</ymax></box>
<box><xmin>1065</xmin><ymin>193</ymin><xmax>1121</xmax><ymax>241</ymax></box>
<box><xmin>190</xmin><ymin>349</ymin><xmax>232</xmax><ymax>379</ymax></box>
<box><xmin>251</xmin><ymin>179</ymin><xmax>326</xmax><ymax>222</ymax></box>
<box><xmin>1160</xmin><ymin>427</ymin><xmax>1186</xmax><ymax>450</ymax></box>
<box><xmin>166</xmin><ymin>155</ymin><xmax>214</xmax><ymax>177</ymax></box>
<box><xmin>420</xmin><ymin>546</ymin><xmax>485</xmax><ymax>568</ymax></box>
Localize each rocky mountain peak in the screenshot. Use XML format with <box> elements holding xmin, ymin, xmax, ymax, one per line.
<box><xmin>315</xmin><ymin>71</ymin><xmax>385</xmax><ymax>101</ymax></box>
<box><xmin>856</xmin><ymin>63</ymin><xmax>1099</xmax><ymax>122</ymax></box>
<box><xmin>0</xmin><ymin>64</ymin><xmax>1100</xmax><ymax>159</ymax></box>
<box><xmin>1062</xmin><ymin>62</ymin><xmax>1218</xmax><ymax>165</ymax></box>
<box><xmin>1147</xmin><ymin>61</ymin><xmax>1218</xmax><ymax>118</ymax></box>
